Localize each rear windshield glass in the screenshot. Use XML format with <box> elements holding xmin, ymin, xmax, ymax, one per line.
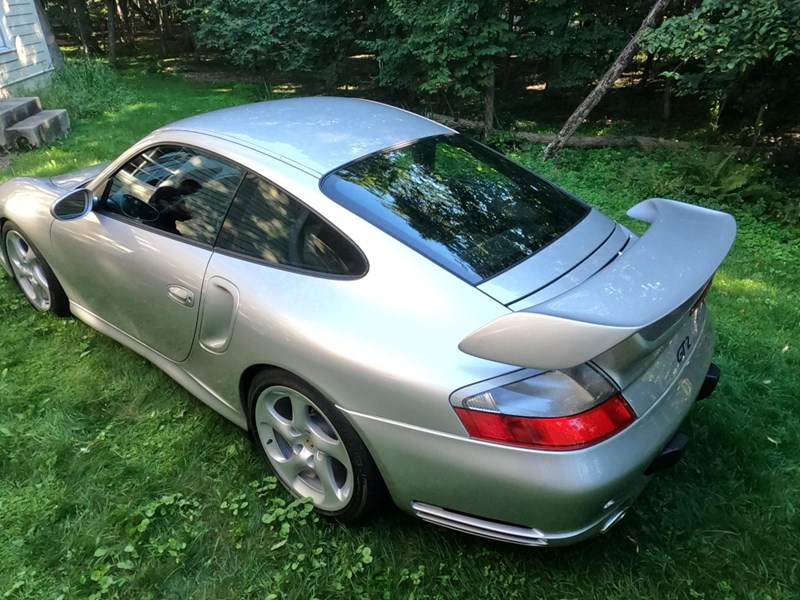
<box><xmin>321</xmin><ymin>134</ymin><xmax>589</xmax><ymax>283</ymax></box>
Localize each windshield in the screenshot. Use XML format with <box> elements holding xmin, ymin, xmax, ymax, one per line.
<box><xmin>321</xmin><ymin>135</ymin><xmax>589</xmax><ymax>283</ymax></box>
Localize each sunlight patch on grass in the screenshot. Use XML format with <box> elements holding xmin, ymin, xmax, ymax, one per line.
<box><xmin>714</xmin><ymin>273</ymin><xmax>776</xmax><ymax>296</ymax></box>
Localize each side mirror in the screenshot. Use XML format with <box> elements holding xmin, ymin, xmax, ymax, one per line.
<box><xmin>51</xmin><ymin>189</ymin><xmax>94</xmax><ymax>221</ymax></box>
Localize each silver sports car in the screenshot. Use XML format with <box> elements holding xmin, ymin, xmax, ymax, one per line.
<box><xmin>0</xmin><ymin>98</ymin><xmax>736</xmax><ymax>546</ymax></box>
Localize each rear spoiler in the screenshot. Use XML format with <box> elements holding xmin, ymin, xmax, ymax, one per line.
<box><xmin>459</xmin><ymin>199</ymin><xmax>736</xmax><ymax>370</ymax></box>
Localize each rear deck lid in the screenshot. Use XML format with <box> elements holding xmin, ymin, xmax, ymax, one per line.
<box><xmin>459</xmin><ymin>198</ymin><xmax>737</xmax><ymax>370</ymax></box>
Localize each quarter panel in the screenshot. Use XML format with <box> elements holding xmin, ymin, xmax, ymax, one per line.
<box><xmin>344</xmin><ymin>320</ymin><xmax>713</xmax><ymax>533</ymax></box>
<box><xmin>183</xmin><ymin>228</ymin><xmax>513</xmax><ymax>436</ymax></box>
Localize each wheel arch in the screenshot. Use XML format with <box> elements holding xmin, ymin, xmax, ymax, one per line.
<box><xmin>239</xmin><ymin>362</ymin><xmax>391</xmax><ymax>496</ymax></box>
<box><xmin>0</xmin><ymin>217</ymin><xmax>8</xmax><ymax>274</ymax></box>
<box><xmin>239</xmin><ymin>362</ymin><xmax>280</xmax><ymax>432</ymax></box>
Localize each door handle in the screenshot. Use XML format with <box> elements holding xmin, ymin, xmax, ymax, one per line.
<box><xmin>167</xmin><ymin>285</ymin><xmax>195</xmax><ymax>307</ymax></box>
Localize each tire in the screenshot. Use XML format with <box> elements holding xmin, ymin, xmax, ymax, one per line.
<box><xmin>248</xmin><ymin>368</ymin><xmax>383</xmax><ymax>523</ymax></box>
<box><xmin>2</xmin><ymin>221</ymin><xmax>70</xmax><ymax>317</ymax></box>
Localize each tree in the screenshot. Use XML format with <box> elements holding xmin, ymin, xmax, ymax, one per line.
<box><xmin>513</xmin><ymin>0</ymin><xmax>651</xmax><ymax>93</ymax></box>
<box><xmin>185</xmin><ymin>0</ymin><xmax>356</xmax><ymax>86</ymax></box>
<box><xmin>543</xmin><ymin>0</ymin><xmax>672</xmax><ymax>158</ymax></box>
<box><xmin>644</xmin><ymin>0</ymin><xmax>800</xmax><ymax>134</ymax></box>
<box><xmin>34</xmin><ymin>0</ymin><xmax>65</xmax><ymax>67</ymax></box>
<box><xmin>367</xmin><ymin>0</ymin><xmax>512</xmax><ymax>132</ymax></box>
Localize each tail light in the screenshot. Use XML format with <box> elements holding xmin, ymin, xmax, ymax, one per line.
<box><xmin>451</xmin><ymin>364</ymin><xmax>636</xmax><ymax>451</ymax></box>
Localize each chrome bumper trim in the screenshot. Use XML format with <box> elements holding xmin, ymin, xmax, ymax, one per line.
<box><xmin>412</xmin><ymin>501</ymin><xmax>549</xmax><ymax>546</ymax></box>
<box><xmin>412</xmin><ymin>500</ymin><xmax>631</xmax><ymax>547</ymax></box>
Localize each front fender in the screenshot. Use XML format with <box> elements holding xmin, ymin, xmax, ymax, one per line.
<box><xmin>0</xmin><ymin>178</ymin><xmax>63</xmax><ymax>275</ymax></box>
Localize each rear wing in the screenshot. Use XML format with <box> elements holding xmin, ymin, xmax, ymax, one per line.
<box><xmin>459</xmin><ymin>199</ymin><xmax>736</xmax><ymax>370</ymax></box>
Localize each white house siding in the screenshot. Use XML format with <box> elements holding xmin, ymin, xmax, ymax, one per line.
<box><xmin>0</xmin><ymin>0</ymin><xmax>54</xmax><ymax>95</ymax></box>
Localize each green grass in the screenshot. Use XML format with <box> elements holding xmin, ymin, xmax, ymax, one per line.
<box><xmin>1</xmin><ymin>72</ymin><xmax>799</xmax><ymax>599</ymax></box>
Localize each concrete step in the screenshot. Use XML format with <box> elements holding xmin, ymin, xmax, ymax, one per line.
<box><xmin>5</xmin><ymin>109</ymin><xmax>70</xmax><ymax>149</ymax></box>
<box><xmin>0</xmin><ymin>97</ymin><xmax>42</xmax><ymax>145</ymax></box>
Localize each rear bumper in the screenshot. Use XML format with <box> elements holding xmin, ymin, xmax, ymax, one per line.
<box><xmin>698</xmin><ymin>362</ymin><xmax>721</xmax><ymax>400</ymax></box>
<box><xmin>344</xmin><ymin>314</ymin><xmax>716</xmax><ymax>546</ymax></box>
<box><xmin>645</xmin><ymin>362</ymin><xmax>720</xmax><ymax>476</ymax></box>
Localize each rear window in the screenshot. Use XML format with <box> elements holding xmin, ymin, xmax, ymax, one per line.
<box><xmin>321</xmin><ymin>134</ymin><xmax>589</xmax><ymax>282</ymax></box>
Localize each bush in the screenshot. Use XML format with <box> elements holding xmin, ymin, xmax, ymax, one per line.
<box><xmin>40</xmin><ymin>58</ymin><xmax>134</xmax><ymax>119</ymax></box>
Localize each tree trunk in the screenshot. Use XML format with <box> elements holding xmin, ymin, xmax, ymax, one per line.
<box><xmin>484</xmin><ymin>70</ymin><xmax>495</xmax><ymax>137</ymax></box>
<box><xmin>118</xmin><ymin>0</ymin><xmax>134</xmax><ymax>45</ymax></box>
<box><xmin>748</xmin><ymin>103</ymin><xmax>767</xmax><ymax>158</ymax></box>
<box><xmin>155</xmin><ymin>0</ymin><xmax>167</xmax><ymax>56</ymax></box>
<box><xmin>70</xmin><ymin>0</ymin><xmax>100</xmax><ymax>54</ymax></box>
<box><xmin>33</xmin><ymin>0</ymin><xmax>64</xmax><ymax>68</ymax></box>
<box><xmin>543</xmin><ymin>0</ymin><xmax>672</xmax><ymax>159</ymax></box>
<box><xmin>544</xmin><ymin>55</ymin><xmax>563</xmax><ymax>95</ymax></box>
<box><xmin>128</xmin><ymin>0</ymin><xmax>157</xmax><ymax>26</ymax></box>
<box><xmin>662</xmin><ymin>77</ymin><xmax>672</xmax><ymax>120</ymax></box>
<box><xmin>639</xmin><ymin>52</ymin><xmax>654</xmax><ymax>88</ymax></box>
<box><xmin>107</xmin><ymin>0</ymin><xmax>117</xmax><ymax>67</ymax></box>
<box><xmin>431</xmin><ymin>114</ymin><xmax>745</xmax><ymax>154</ymax></box>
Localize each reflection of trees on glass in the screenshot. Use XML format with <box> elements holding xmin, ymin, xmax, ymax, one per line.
<box><xmin>330</xmin><ymin>135</ymin><xmax>588</xmax><ymax>281</ymax></box>
<box><xmin>218</xmin><ymin>174</ymin><xmax>365</xmax><ymax>276</ymax></box>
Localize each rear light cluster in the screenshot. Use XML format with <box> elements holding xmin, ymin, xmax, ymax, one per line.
<box><xmin>452</xmin><ymin>364</ymin><xmax>636</xmax><ymax>451</ymax></box>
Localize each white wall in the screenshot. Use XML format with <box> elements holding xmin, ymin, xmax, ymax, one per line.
<box><xmin>0</xmin><ymin>0</ymin><xmax>54</xmax><ymax>95</ymax></box>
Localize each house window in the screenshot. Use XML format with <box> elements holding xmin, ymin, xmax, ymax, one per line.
<box><xmin>0</xmin><ymin>22</ymin><xmax>11</xmax><ymax>51</ymax></box>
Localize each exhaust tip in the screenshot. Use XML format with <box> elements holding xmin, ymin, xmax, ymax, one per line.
<box><xmin>600</xmin><ymin>507</ymin><xmax>629</xmax><ymax>534</ymax></box>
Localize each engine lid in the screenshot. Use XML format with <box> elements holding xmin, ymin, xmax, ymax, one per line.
<box><xmin>460</xmin><ymin>198</ymin><xmax>737</xmax><ymax>370</ymax></box>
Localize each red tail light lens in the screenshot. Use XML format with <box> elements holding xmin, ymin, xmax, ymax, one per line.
<box><xmin>454</xmin><ymin>394</ymin><xmax>636</xmax><ymax>451</ymax></box>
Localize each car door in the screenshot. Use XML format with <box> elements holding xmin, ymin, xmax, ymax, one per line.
<box><xmin>50</xmin><ymin>144</ymin><xmax>245</xmax><ymax>362</ymax></box>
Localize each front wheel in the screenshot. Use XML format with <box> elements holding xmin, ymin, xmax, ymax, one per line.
<box><xmin>248</xmin><ymin>369</ymin><xmax>383</xmax><ymax>522</ymax></box>
<box><xmin>2</xmin><ymin>221</ymin><xmax>70</xmax><ymax>317</ymax></box>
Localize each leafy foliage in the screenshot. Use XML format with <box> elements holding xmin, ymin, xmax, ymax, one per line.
<box><xmin>184</xmin><ymin>0</ymin><xmax>355</xmax><ymax>85</ymax></box>
<box><xmin>366</xmin><ymin>0</ymin><xmax>511</xmax><ymax>101</ymax></box>
<box><xmin>513</xmin><ymin>0</ymin><xmax>651</xmax><ymax>89</ymax></box>
<box><xmin>644</xmin><ymin>0</ymin><xmax>800</xmax><ymax>127</ymax></box>
<box><xmin>39</xmin><ymin>58</ymin><xmax>134</xmax><ymax>119</ymax></box>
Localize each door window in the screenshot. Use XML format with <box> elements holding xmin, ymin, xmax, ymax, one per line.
<box><xmin>217</xmin><ymin>174</ymin><xmax>366</xmax><ymax>276</ymax></box>
<box><xmin>101</xmin><ymin>145</ymin><xmax>245</xmax><ymax>245</ymax></box>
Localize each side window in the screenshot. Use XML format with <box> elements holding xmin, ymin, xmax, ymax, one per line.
<box><xmin>217</xmin><ymin>174</ymin><xmax>366</xmax><ymax>276</ymax></box>
<box><xmin>101</xmin><ymin>145</ymin><xmax>245</xmax><ymax>245</ymax></box>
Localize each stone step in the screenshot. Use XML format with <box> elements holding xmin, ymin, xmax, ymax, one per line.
<box><xmin>5</xmin><ymin>109</ymin><xmax>70</xmax><ymax>149</ymax></box>
<box><xmin>0</xmin><ymin>97</ymin><xmax>42</xmax><ymax>146</ymax></box>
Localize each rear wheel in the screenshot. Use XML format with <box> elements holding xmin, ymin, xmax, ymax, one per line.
<box><xmin>2</xmin><ymin>221</ymin><xmax>70</xmax><ymax>317</ymax></box>
<box><xmin>248</xmin><ymin>369</ymin><xmax>383</xmax><ymax>522</ymax></box>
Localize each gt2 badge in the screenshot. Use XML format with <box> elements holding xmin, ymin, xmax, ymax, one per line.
<box><xmin>676</xmin><ymin>336</ymin><xmax>692</xmax><ymax>364</ymax></box>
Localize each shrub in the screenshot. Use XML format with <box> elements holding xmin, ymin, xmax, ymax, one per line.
<box><xmin>40</xmin><ymin>58</ymin><xmax>134</xmax><ymax>119</ymax></box>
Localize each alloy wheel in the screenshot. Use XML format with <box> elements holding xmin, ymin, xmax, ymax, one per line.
<box><xmin>5</xmin><ymin>230</ymin><xmax>51</xmax><ymax>311</ymax></box>
<box><xmin>254</xmin><ymin>385</ymin><xmax>354</xmax><ymax>512</ymax></box>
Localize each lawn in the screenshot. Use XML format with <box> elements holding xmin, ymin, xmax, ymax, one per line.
<box><xmin>1</xmin><ymin>71</ymin><xmax>798</xmax><ymax>600</ymax></box>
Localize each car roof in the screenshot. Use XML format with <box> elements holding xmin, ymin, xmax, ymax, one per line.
<box><xmin>159</xmin><ymin>97</ymin><xmax>454</xmax><ymax>177</ymax></box>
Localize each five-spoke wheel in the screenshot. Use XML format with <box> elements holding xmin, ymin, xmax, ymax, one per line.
<box><xmin>249</xmin><ymin>369</ymin><xmax>382</xmax><ymax>522</ymax></box>
<box><xmin>2</xmin><ymin>222</ymin><xmax>69</xmax><ymax>316</ymax></box>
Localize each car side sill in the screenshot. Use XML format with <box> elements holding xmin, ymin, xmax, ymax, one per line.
<box><xmin>69</xmin><ymin>301</ymin><xmax>248</xmax><ymax>429</ymax></box>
